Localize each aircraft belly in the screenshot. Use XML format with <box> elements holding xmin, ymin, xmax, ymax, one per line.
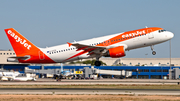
<box><xmin>49</xmin><ymin>51</ymin><xmax>90</xmax><ymax>63</ymax></box>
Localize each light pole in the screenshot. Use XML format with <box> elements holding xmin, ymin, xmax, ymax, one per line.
<box><xmin>169</xmin><ymin>39</ymin><xmax>172</xmax><ymax>79</ymax></box>
<box><xmin>145</xmin><ymin>53</ymin><xmax>148</xmax><ymax>58</ymax></box>
<box><xmin>145</xmin><ymin>53</ymin><xmax>148</xmax><ymax>66</ymax></box>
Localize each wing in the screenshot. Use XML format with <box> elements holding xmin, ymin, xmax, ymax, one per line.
<box><xmin>67</xmin><ymin>42</ymin><xmax>107</xmax><ymax>56</ymax></box>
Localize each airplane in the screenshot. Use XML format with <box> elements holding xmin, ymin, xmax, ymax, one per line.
<box><xmin>4</xmin><ymin>27</ymin><xmax>174</xmax><ymax>66</ymax></box>
<box><xmin>0</xmin><ymin>71</ymin><xmax>20</xmax><ymax>81</ymax></box>
<box><xmin>0</xmin><ymin>71</ymin><xmax>36</xmax><ymax>81</ymax></box>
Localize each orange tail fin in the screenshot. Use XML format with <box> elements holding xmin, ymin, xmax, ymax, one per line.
<box><xmin>4</xmin><ymin>28</ymin><xmax>39</xmax><ymax>56</ymax></box>
<box><xmin>4</xmin><ymin>28</ymin><xmax>55</xmax><ymax>63</ymax></box>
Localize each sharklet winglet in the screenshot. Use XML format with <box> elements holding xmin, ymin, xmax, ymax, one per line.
<box><xmin>67</xmin><ymin>42</ymin><xmax>72</xmax><ymax>47</ymax></box>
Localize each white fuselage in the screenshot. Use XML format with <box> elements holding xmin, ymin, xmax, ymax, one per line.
<box><xmin>41</xmin><ymin>30</ymin><xmax>174</xmax><ymax>63</ymax></box>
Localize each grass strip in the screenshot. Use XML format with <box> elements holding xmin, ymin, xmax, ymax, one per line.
<box><xmin>0</xmin><ymin>84</ymin><xmax>180</xmax><ymax>89</ymax></box>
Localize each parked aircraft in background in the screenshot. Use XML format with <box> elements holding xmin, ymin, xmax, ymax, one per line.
<box><xmin>4</xmin><ymin>27</ymin><xmax>174</xmax><ymax>66</ymax></box>
<box><xmin>0</xmin><ymin>71</ymin><xmax>20</xmax><ymax>81</ymax></box>
<box><xmin>0</xmin><ymin>72</ymin><xmax>36</xmax><ymax>81</ymax></box>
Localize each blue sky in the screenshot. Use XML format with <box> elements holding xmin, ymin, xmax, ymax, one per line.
<box><xmin>0</xmin><ymin>0</ymin><xmax>179</xmax><ymax>58</ymax></box>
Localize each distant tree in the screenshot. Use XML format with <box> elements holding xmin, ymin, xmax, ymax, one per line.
<box><xmin>141</xmin><ymin>64</ymin><xmax>145</xmax><ymax>66</ymax></box>
<box><xmin>82</xmin><ymin>60</ymin><xmax>92</xmax><ymax>65</ymax></box>
<box><xmin>135</xmin><ymin>64</ymin><xmax>140</xmax><ymax>66</ymax></box>
<box><xmin>68</xmin><ymin>59</ymin><xmax>107</xmax><ymax>66</ymax></box>
<box><xmin>75</xmin><ymin>61</ymin><xmax>82</xmax><ymax>64</ymax></box>
<box><xmin>69</xmin><ymin>61</ymin><xmax>75</xmax><ymax>64</ymax></box>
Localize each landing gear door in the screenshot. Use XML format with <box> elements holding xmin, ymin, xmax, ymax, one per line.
<box><xmin>147</xmin><ymin>29</ymin><xmax>154</xmax><ymax>39</ymax></box>
<box><xmin>39</xmin><ymin>51</ymin><xmax>45</xmax><ymax>60</ymax></box>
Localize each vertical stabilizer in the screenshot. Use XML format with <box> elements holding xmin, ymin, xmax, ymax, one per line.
<box><xmin>4</xmin><ymin>28</ymin><xmax>55</xmax><ymax>63</ymax></box>
<box><xmin>4</xmin><ymin>28</ymin><xmax>39</xmax><ymax>56</ymax></box>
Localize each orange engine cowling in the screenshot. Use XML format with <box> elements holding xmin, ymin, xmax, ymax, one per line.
<box><xmin>104</xmin><ymin>46</ymin><xmax>126</xmax><ymax>58</ymax></box>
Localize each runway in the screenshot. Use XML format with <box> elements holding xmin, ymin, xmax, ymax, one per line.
<box><xmin>0</xmin><ymin>88</ymin><xmax>180</xmax><ymax>95</ymax></box>
<box><xmin>0</xmin><ymin>79</ymin><xmax>180</xmax><ymax>85</ymax></box>
<box><xmin>1</xmin><ymin>79</ymin><xmax>180</xmax><ymax>95</ymax></box>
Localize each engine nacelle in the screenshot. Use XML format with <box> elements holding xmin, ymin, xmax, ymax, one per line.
<box><xmin>104</xmin><ymin>46</ymin><xmax>126</xmax><ymax>58</ymax></box>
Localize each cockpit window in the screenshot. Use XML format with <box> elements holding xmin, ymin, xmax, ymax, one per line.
<box><xmin>159</xmin><ymin>29</ymin><xmax>166</xmax><ymax>33</ymax></box>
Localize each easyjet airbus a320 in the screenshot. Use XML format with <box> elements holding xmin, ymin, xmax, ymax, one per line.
<box><xmin>4</xmin><ymin>27</ymin><xmax>174</xmax><ymax>66</ymax></box>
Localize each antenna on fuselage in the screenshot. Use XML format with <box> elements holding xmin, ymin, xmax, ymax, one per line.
<box><xmin>145</xmin><ymin>26</ymin><xmax>148</xmax><ymax>28</ymax></box>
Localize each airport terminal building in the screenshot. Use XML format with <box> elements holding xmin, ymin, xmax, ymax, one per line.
<box><xmin>1</xmin><ymin>50</ymin><xmax>180</xmax><ymax>79</ymax></box>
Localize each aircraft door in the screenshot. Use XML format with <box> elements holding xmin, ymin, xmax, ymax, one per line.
<box><xmin>147</xmin><ymin>29</ymin><xmax>154</xmax><ymax>39</ymax></box>
<box><xmin>39</xmin><ymin>51</ymin><xmax>45</xmax><ymax>60</ymax></box>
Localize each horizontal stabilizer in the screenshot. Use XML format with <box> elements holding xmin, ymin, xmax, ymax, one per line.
<box><xmin>7</xmin><ymin>56</ymin><xmax>30</xmax><ymax>62</ymax></box>
<box><xmin>7</xmin><ymin>58</ymin><xmax>18</xmax><ymax>62</ymax></box>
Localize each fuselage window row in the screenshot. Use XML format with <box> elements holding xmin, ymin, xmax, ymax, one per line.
<box><xmin>49</xmin><ymin>33</ymin><xmax>149</xmax><ymax>55</ymax></box>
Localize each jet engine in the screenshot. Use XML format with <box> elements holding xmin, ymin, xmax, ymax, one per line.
<box><xmin>104</xmin><ymin>46</ymin><xmax>126</xmax><ymax>58</ymax></box>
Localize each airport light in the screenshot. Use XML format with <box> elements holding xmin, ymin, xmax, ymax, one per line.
<box><xmin>145</xmin><ymin>53</ymin><xmax>148</xmax><ymax>66</ymax></box>
<box><xmin>169</xmin><ymin>39</ymin><xmax>172</xmax><ymax>79</ymax></box>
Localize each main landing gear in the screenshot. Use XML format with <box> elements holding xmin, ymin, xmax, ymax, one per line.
<box><xmin>95</xmin><ymin>61</ymin><xmax>101</xmax><ymax>66</ymax></box>
<box><xmin>94</xmin><ymin>56</ymin><xmax>101</xmax><ymax>66</ymax></box>
<box><xmin>151</xmin><ymin>45</ymin><xmax>156</xmax><ymax>55</ymax></box>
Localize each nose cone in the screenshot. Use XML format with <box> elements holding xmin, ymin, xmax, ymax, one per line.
<box><xmin>167</xmin><ymin>31</ymin><xmax>174</xmax><ymax>39</ymax></box>
<box><xmin>164</xmin><ymin>31</ymin><xmax>174</xmax><ymax>40</ymax></box>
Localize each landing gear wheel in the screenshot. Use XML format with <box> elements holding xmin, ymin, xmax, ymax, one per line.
<box><xmin>95</xmin><ymin>61</ymin><xmax>101</xmax><ymax>66</ymax></box>
<box><xmin>152</xmin><ymin>51</ymin><xmax>156</xmax><ymax>55</ymax></box>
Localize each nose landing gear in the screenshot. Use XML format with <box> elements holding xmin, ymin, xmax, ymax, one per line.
<box><xmin>152</xmin><ymin>51</ymin><xmax>156</xmax><ymax>55</ymax></box>
<box><xmin>151</xmin><ymin>45</ymin><xmax>156</xmax><ymax>55</ymax></box>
